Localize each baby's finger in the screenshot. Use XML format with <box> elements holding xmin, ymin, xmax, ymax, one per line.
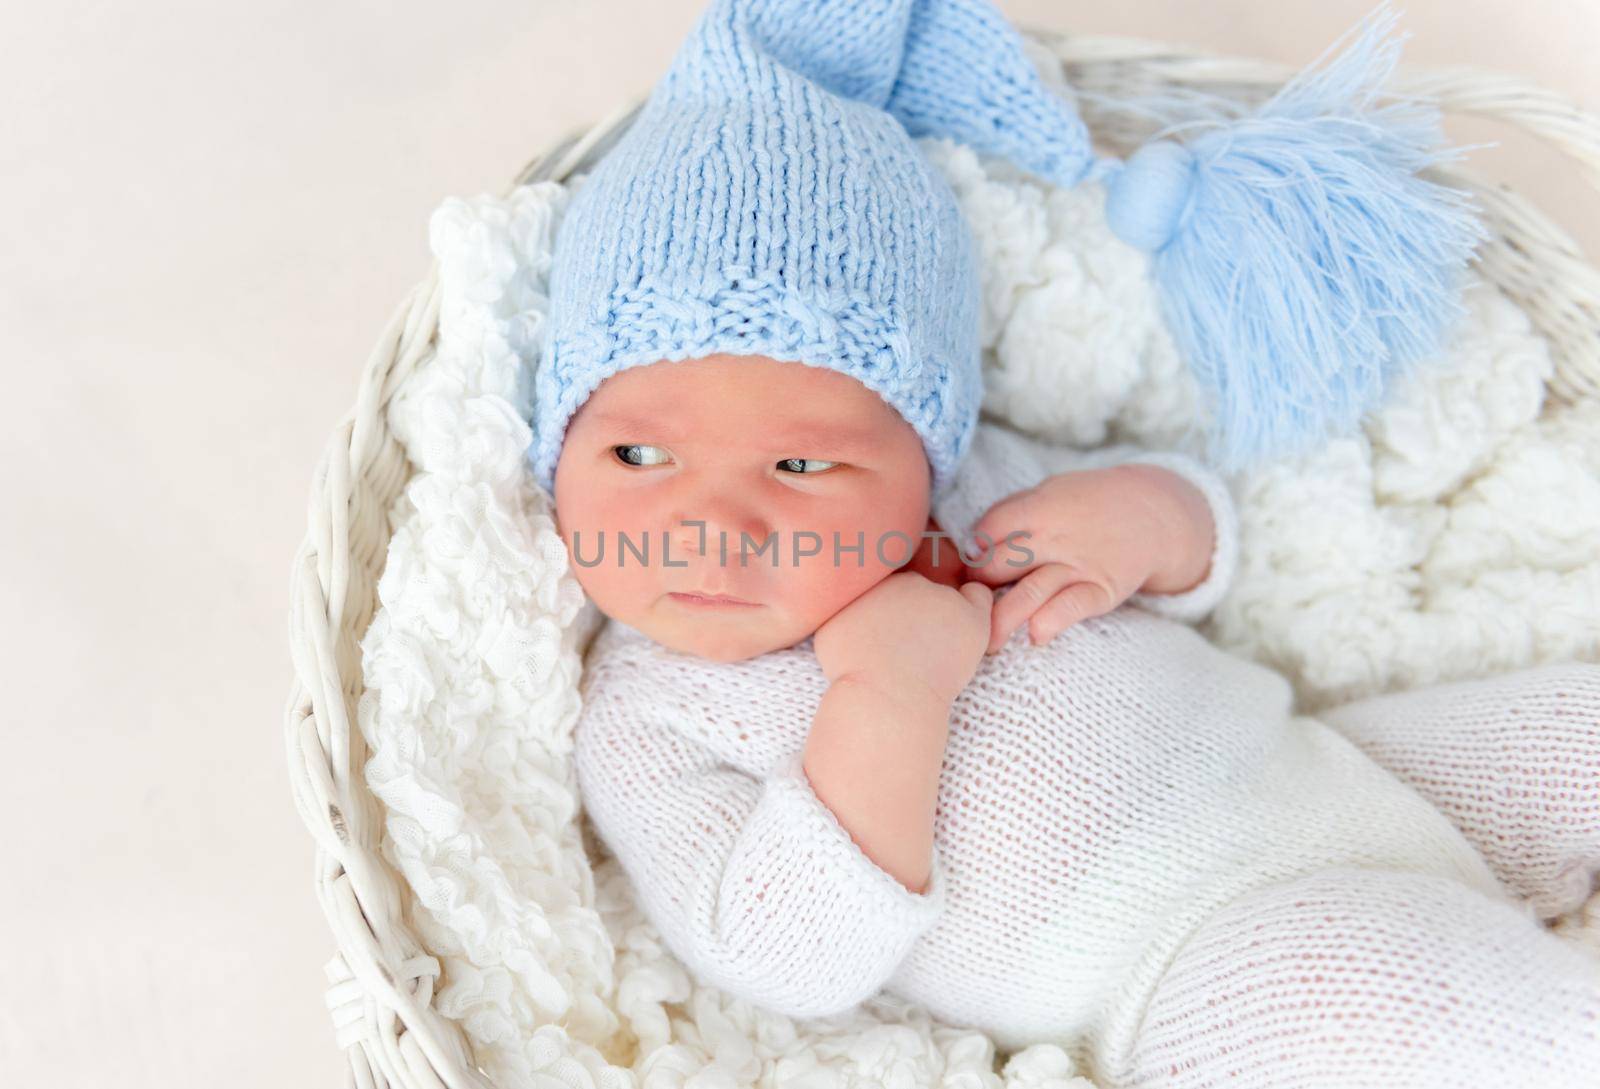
<box><xmin>1028</xmin><ymin>581</ymin><xmax>1114</xmax><ymax>645</ymax></box>
<box><xmin>987</xmin><ymin>563</ymin><xmax>1077</xmax><ymax>653</ymax></box>
<box><xmin>964</xmin><ymin>496</ymin><xmax>1041</xmax><ymax>585</ymax></box>
<box><xmin>958</xmin><ymin>580</ymin><xmax>994</xmax><ymax>615</ymax></box>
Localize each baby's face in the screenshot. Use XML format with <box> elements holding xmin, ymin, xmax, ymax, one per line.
<box><xmin>552</xmin><ymin>354</ymin><xmax>931</xmax><ymax>661</ymax></box>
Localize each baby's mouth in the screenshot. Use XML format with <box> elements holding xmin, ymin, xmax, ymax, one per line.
<box><xmin>666</xmin><ymin>590</ymin><xmax>762</xmax><ymax>608</ymax></box>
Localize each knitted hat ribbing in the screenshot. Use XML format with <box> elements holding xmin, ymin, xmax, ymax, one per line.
<box><xmin>528</xmin><ymin>0</ymin><xmax>1093</xmax><ymax>497</ymax></box>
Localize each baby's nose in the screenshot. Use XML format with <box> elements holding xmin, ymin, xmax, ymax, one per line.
<box><xmin>670</xmin><ymin>508</ymin><xmax>770</xmax><ymax>559</ymax></box>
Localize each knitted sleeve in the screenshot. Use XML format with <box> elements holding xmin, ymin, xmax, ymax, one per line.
<box><xmin>930</xmin><ymin>421</ymin><xmax>1239</xmax><ymax>623</ymax></box>
<box><xmin>573</xmin><ymin>682</ymin><xmax>948</xmax><ymax>1019</ymax></box>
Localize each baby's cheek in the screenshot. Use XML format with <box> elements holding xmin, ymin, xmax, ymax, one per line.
<box><xmin>796</xmin><ymin>552</ymin><xmax>883</xmax><ymax>604</ymax></box>
<box><xmin>559</xmin><ymin>529</ymin><xmax>634</xmax><ymax>612</ymax></box>
<box><xmin>553</xmin><ymin>493</ymin><xmax>654</xmax><ymax>604</ymax></box>
<box><xmin>777</xmin><ymin>515</ymin><xmax>921</xmax><ymax>625</ymax></box>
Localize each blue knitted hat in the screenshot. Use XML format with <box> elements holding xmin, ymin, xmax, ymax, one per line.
<box><xmin>529</xmin><ymin>0</ymin><xmax>1482</xmax><ymax>493</ymax></box>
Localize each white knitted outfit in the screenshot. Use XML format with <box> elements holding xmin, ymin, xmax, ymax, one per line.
<box><xmin>574</xmin><ymin>421</ymin><xmax>1600</xmax><ymax>1087</ymax></box>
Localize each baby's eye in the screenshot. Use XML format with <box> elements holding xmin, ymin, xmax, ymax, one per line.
<box><xmin>777</xmin><ymin>457</ymin><xmax>839</xmax><ymax>474</ymax></box>
<box><xmin>613</xmin><ymin>444</ymin><xmax>672</xmax><ymax>467</ymax></box>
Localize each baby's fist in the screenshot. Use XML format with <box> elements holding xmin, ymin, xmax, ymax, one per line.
<box><xmin>814</xmin><ymin>571</ymin><xmax>993</xmax><ymax>706</ymax></box>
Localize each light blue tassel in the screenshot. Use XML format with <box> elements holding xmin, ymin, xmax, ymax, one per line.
<box><xmin>1099</xmin><ymin>1</ymin><xmax>1488</xmax><ymax>474</ymax></box>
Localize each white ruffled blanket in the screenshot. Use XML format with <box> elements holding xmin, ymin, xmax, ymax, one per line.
<box><xmin>356</xmin><ymin>137</ymin><xmax>1600</xmax><ymax>1087</ymax></box>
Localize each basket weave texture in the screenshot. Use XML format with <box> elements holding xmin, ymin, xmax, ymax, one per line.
<box><xmin>284</xmin><ymin>28</ymin><xmax>1600</xmax><ymax>1089</ymax></box>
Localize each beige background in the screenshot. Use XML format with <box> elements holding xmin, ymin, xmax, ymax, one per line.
<box><xmin>2</xmin><ymin>1</ymin><xmax>1594</xmax><ymax>1085</ymax></box>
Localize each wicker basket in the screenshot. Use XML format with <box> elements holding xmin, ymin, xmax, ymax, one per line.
<box><xmin>284</xmin><ymin>27</ymin><xmax>1600</xmax><ymax>1089</ymax></box>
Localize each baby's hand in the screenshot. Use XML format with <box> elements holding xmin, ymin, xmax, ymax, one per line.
<box><xmin>965</xmin><ymin>464</ymin><xmax>1214</xmax><ymax>652</ymax></box>
<box><xmin>813</xmin><ymin>571</ymin><xmax>993</xmax><ymax>706</ymax></box>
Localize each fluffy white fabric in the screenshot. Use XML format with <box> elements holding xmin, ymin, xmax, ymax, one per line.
<box><xmin>355</xmin><ymin>133</ymin><xmax>1600</xmax><ymax>1085</ymax></box>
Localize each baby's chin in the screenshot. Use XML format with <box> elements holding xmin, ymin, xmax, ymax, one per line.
<box><xmin>634</xmin><ymin>599</ymin><xmax>818</xmax><ymax>661</ymax></box>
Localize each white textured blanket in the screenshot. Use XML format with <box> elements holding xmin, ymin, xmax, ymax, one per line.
<box><xmin>356</xmin><ymin>137</ymin><xmax>1600</xmax><ymax>1087</ymax></box>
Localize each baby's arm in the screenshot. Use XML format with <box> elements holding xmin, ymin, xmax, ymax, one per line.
<box><xmin>1089</xmin><ymin>455</ymin><xmax>1219</xmax><ymax>592</ymax></box>
<box><xmin>805</xmin><ymin>671</ymin><xmax>950</xmax><ymax>895</ymax></box>
<box><xmin>805</xmin><ymin>571</ymin><xmax>993</xmax><ymax>895</ymax></box>
<box><xmin>933</xmin><ymin>422</ymin><xmax>1239</xmax><ymax>623</ymax></box>
<box><xmin>575</xmin><ymin>687</ymin><xmax>947</xmax><ymax>1020</ymax></box>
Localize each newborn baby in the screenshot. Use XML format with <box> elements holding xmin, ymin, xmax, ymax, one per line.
<box><xmin>523</xmin><ymin>0</ymin><xmax>1600</xmax><ymax>1082</ymax></box>
<box><xmin>553</xmin><ymin>353</ymin><xmax>1600</xmax><ymax>1086</ymax></box>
